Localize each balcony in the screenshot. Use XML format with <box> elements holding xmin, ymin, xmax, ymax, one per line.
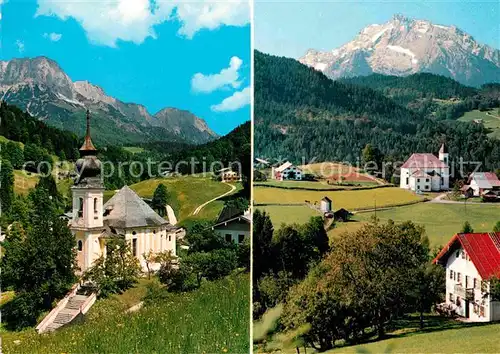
<box><xmin>454</xmin><ymin>284</ymin><xmax>475</xmax><ymax>301</ymax></box>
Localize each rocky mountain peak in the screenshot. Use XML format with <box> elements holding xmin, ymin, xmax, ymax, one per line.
<box><xmin>0</xmin><ymin>56</ymin><xmax>218</xmax><ymax>144</ymax></box>
<box><xmin>299</xmin><ymin>15</ymin><xmax>500</xmax><ymax>87</ymax></box>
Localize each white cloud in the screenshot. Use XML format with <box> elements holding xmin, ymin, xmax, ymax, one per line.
<box><xmin>175</xmin><ymin>0</ymin><xmax>250</xmax><ymax>39</ymax></box>
<box><xmin>35</xmin><ymin>0</ymin><xmax>249</xmax><ymax>47</ymax></box>
<box><xmin>0</xmin><ymin>0</ymin><xmax>6</xmax><ymax>20</ymax></box>
<box><xmin>191</xmin><ymin>56</ymin><xmax>243</xmax><ymax>93</ymax></box>
<box><xmin>15</xmin><ymin>40</ymin><xmax>25</xmax><ymax>53</ymax></box>
<box><xmin>211</xmin><ymin>86</ymin><xmax>250</xmax><ymax>112</ymax></box>
<box><xmin>43</xmin><ymin>32</ymin><xmax>62</xmax><ymax>42</ymax></box>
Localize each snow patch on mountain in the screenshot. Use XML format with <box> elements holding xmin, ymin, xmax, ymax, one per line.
<box><xmin>298</xmin><ymin>15</ymin><xmax>500</xmax><ymax>87</ymax></box>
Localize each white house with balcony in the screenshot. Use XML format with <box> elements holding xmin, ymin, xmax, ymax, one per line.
<box><xmin>272</xmin><ymin>161</ymin><xmax>303</xmax><ymax>181</ymax></box>
<box><xmin>400</xmin><ymin>144</ymin><xmax>449</xmax><ymax>192</ymax></box>
<box><xmin>434</xmin><ymin>232</ymin><xmax>500</xmax><ymax>322</ymax></box>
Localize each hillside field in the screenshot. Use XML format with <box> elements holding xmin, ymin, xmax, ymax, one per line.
<box><xmin>458</xmin><ymin>109</ymin><xmax>500</xmax><ymax>139</ymax></box>
<box><xmin>2</xmin><ymin>273</ymin><xmax>249</xmax><ymax>354</ymax></box>
<box><xmin>254</xmin><ymin>187</ymin><xmax>423</xmax><ymax>210</ymax></box>
<box><xmin>104</xmin><ymin>176</ymin><xmax>236</xmax><ymax>223</ymax></box>
<box><xmin>327</xmin><ymin>322</ymin><xmax>500</xmax><ymax>353</ymax></box>
<box><xmin>356</xmin><ymin>202</ymin><xmax>500</xmax><ymax>247</ymax></box>
<box><xmin>257</xmin><ymin>205</ymin><xmax>321</xmax><ymax>227</ymax></box>
<box><xmin>13</xmin><ymin>170</ymin><xmax>39</xmax><ymax>195</ymax></box>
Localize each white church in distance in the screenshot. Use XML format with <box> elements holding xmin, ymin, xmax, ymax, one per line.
<box><xmin>70</xmin><ymin>111</ymin><xmax>178</xmax><ymax>273</ymax></box>
<box><xmin>400</xmin><ymin>144</ymin><xmax>450</xmax><ymax>192</ymax></box>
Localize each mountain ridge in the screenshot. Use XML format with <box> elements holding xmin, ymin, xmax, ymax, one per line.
<box><xmin>0</xmin><ymin>56</ymin><xmax>218</xmax><ymax>145</ymax></box>
<box><xmin>299</xmin><ymin>14</ymin><xmax>500</xmax><ymax>87</ymax></box>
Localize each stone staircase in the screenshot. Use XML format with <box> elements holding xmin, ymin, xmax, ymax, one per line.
<box><xmin>44</xmin><ymin>294</ymin><xmax>89</xmax><ymax>332</ymax></box>
<box><xmin>37</xmin><ymin>285</ymin><xmax>97</xmax><ymax>333</ymax></box>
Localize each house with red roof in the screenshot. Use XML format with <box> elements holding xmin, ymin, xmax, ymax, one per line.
<box><xmin>434</xmin><ymin>232</ymin><xmax>500</xmax><ymax>322</ymax></box>
<box><xmin>400</xmin><ymin>144</ymin><xmax>449</xmax><ymax>192</ymax></box>
<box><xmin>466</xmin><ymin>172</ymin><xmax>500</xmax><ymax>198</ymax></box>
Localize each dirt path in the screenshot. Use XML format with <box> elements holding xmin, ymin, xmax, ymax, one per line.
<box><xmin>192</xmin><ymin>182</ymin><xmax>237</xmax><ymax>215</ymax></box>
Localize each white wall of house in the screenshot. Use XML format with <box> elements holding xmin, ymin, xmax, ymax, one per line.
<box><xmin>214</xmin><ymin>221</ymin><xmax>250</xmax><ymax>244</ymax></box>
<box><xmin>445</xmin><ymin>246</ymin><xmax>494</xmax><ymax>322</ymax></box>
<box><xmin>409</xmin><ymin>176</ymin><xmax>431</xmax><ymax>192</ymax></box>
<box><xmin>469</xmin><ymin>180</ymin><xmax>481</xmax><ymax>197</ymax></box>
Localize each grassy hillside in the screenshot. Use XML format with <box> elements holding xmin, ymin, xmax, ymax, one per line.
<box><xmin>356</xmin><ymin>202</ymin><xmax>500</xmax><ymax>247</ymax></box>
<box><xmin>257</xmin><ymin>205</ymin><xmax>321</xmax><ymax>227</ymax></box>
<box><xmin>327</xmin><ymin>322</ymin><xmax>500</xmax><ymax>353</ymax></box>
<box><xmin>13</xmin><ymin>170</ymin><xmax>40</xmax><ymax>195</ymax></box>
<box><xmin>458</xmin><ymin>109</ymin><xmax>500</xmax><ymax>139</ymax></box>
<box><xmin>104</xmin><ymin>176</ymin><xmax>234</xmax><ymax>223</ymax></box>
<box><xmin>2</xmin><ymin>273</ymin><xmax>250</xmax><ymax>354</ymax></box>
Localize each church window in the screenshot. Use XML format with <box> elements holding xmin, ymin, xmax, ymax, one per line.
<box><xmin>225</xmin><ymin>234</ymin><xmax>232</xmax><ymax>242</ymax></box>
<box><xmin>238</xmin><ymin>234</ymin><xmax>245</xmax><ymax>243</ymax></box>
<box><xmin>78</xmin><ymin>240</ymin><xmax>83</xmax><ymax>251</ymax></box>
<box><xmin>94</xmin><ymin>198</ymin><xmax>98</xmax><ymax>213</ymax></box>
<box><xmin>132</xmin><ymin>231</ymin><xmax>137</xmax><ymax>235</ymax></box>
<box><xmin>132</xmin><ymin>238</ymin><xmax>138</xmax><ymax>257</ymax></box>
<box><xmin>406</xmin><ymin>178</ymin><xmax>409</xmax><ymax>185</ymax></box>
<box><xmin>78</xmin><ymin>197</ymin><xmax>84</xmax><ymax>217</ymax></box>
<box><xmin>168</xmin><ymin>235</ymin><xmax>171</xmax><ymax>242</ymax></box>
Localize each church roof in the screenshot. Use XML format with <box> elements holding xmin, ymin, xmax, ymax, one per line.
<box><xmin>80</xmin><ymin>110</ymin><xmax>97</xmax><ymax>153</ymax></box>
<box><xmin>103</xmin><ymin>185</ymin><xmax>171</xmax><ymax>229</ymax></box>
<box><xmin>434</xmin><ymin>232</ymin><xmax>500</xmax><ymax>280</ymax></box>
<box><xmin>401</xmin><ymin>153</ymin><xmax>447</xmax><ymax>169</ymax></box>
<box><xmin>439</xmin><ymin>143</ymin><xmax>448</xmax><ymax>154</ymax></box>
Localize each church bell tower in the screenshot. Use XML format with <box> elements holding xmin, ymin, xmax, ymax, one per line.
<box><xmin>71</xmin><ymin>110</ymin><xmax>105</xmax><ymax>271</ymax></box>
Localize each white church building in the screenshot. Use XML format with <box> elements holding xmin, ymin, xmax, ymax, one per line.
<box><xmin>70</xmin><ymin>111</ymin><xmax>178</xmax><ymax>273</ymax></box>
<box><xmin>434</xmin><ymin>232</ymin><xmax>500</xmax><ymax>322</ymax></box>
<box><xmin>400</xmin><ymin>144</ymin><xmax>449</xmax><ymax>192</ymax></box>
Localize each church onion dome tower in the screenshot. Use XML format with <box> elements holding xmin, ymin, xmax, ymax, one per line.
<box><xmin>75</xmin><ymin>110</ymin><xmax>102</xmax><ymax>186</ymax></box>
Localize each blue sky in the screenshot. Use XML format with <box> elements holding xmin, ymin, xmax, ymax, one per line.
<box><xmin>255</xmin><ymin>0</ymin><xmax>499</xmax><ymax>58</ymax></box>
<box><xmin>0</xmin><ymin>0</ymin><xmax>250</xmax><ymax>136</ymax></box>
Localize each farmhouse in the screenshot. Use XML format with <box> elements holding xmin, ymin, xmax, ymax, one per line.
<box><xmin>218</xmin><ymin>167</ymin><xmax>241</xmax><ymax>182</ymax></box>
<box><xmin>434</xmin><ymin>232</ymin><xmax>500</xmax><ymax>322</ymax></box>
<box><xmin>400</xmin><ymin>144</ymin><xmax>449</xmax><ymax>192</ymax></box>
<box><xmin>465</xmin><ymin>172</ymin><xmax>500</xmax><ymax>198</ymax></box>
<box><xmin>212</xmin><ymin>205</ymin><xmax>251</xmax><ymax>244</ymax></box>
<box><xmin>70</xmin><ymin>111</ymin><xmax>178</xmax><ymax>273</ymax></box>
<box><xmin>272</xmin><ymin>161</ymin><xmax>303</xmax><ymax>181</ymax></box>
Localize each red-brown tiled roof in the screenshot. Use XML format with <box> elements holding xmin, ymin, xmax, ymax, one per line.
<box><xmin>402</xmin><ymin>153</ymin><xmax>447</xmax><ymax>169</ymax></box>
<box><xmin>434</xmin><ymin>232</ymin><xmax>500</xmax><ymax>280</ymax></box>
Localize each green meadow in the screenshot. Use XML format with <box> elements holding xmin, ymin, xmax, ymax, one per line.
<box><xmin>254</xmin><ymin>187</ymin><xmax>423</xmax><ymax>210</ymax></box>
<box><xmin>327</xmin><ymin>322</ymin><xmax>500</xmax><ymax>354</ymax></box>
<box><xmin>458</xmin><ymin>109</ymin><xmax>500</xmax><ymax>139</ymax></box>
<box><xmin>1</xmin><ymin>273</ymin><xmax>250</xmax><ymax>354</ymax></box>
<box><xmin>104</xmin><ymin>176</ymin><xmax>235</xmax><ymax>223</ymax></box>
<box><xmin>357</xmin><ymin>202</ymin><xmax>500</xmax><ymax>247</ymax></box>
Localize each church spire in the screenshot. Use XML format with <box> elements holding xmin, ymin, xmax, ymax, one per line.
<box><xmin>80</xmin><ymin>109</ymin><xmax>97</xmax><ymax>154</ymax></box>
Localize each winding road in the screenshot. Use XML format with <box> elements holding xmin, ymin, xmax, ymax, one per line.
<box><xmin>192</xmin><ymin>182</ymin><xmax>237</xmax><ymax>215</ymax></box>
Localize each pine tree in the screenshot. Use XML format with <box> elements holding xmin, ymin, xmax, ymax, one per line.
<box><xmin>461</xmin><ymin>221</ymin><xmax>474</xmax><ymax>234</ymax></box>
<box><xmin>152</xmin><ymin>183</ymin><xmax>169</xmax><ymax>216</ymax></box>
<box><xmin>0</xmin><ymin>159</ymin><xmax>14</xmax><ymax>213</ymax></box>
